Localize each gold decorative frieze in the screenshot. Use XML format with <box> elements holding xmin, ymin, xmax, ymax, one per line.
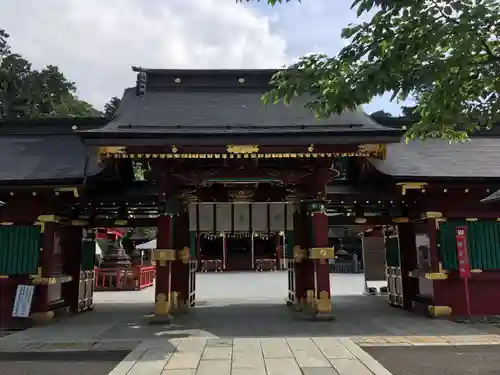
<box><xmin>227</xmin><ymin>145</ymin><xmax>259</xmax><ymax>154</ymax></box>
<box><xmin>396</xmin><ymin>182</ymin><xmax>428</xmax><ymax>195</ymax></box>
<box><xmin>421</xmin><ymin>211</ymin><xmax>443</xmax><ymax>219</ymax></box>
<box><xmin>357</xmin><ymin>144</ymin><xmax>386</xmax><ymax>159</ymax></box>
<box><xmin>309</xmin><ymin>247</ymin><xmax>335</xmax><ymax>261</ymax></box>
<box><xmin>392</xmin><ymin>217</ymin><xmax>410</xmax><ymax>224</ymax></box>
<box><xmin>54</xmin><ymin>187</ymin><xmax>79</xmax><ymax>198</ymax></box>
<box><xmin>99</xmin><ymin>151</ymin><xmax>380</xmax><ymax>160</ymax></box>
<box><xmin>153</xmin><ymin>249</ymin><xmax>176</xmax><ymax>266</ymax></box>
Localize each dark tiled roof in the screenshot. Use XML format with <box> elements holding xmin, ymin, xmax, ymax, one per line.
<box><xmin>83</xmin><ymin>69</ymin><xmax>398</xmax><ymax>139</ymax></box>
<box><xmin>0</xmin><ymin>119</ymin><xmax>104</xmax><ymax>184</ymax></box>
<box><xmin>481</xmin><ymin>189</ymin><xmax>500</xmax><ymax>203</ymax></box>
<box><xmin>370</xmin><ymin>138</ymin><xmax>500</xmax><ymax>178</ymax></box>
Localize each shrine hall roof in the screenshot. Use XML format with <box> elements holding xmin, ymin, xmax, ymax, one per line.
<box><xmin>369</xmin><ymin>137</ymin><xmax>500</xmax><ymax>178</ymax></box>
<box><xmin>80</xmin><ymin>68</ymin><xmax>402</xmax><ymax>144</ymax></box>
<box><xmin>0</xmin><ymin>118</ymin><xmax>106</xmax><ymax>185</ymax></box>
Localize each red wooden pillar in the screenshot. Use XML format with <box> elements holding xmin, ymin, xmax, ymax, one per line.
<box><xmin>171</xmin><ymin>209</ymin><xmax>191</xmax><ymax>314</ymax></box>
<box><xmin>60</xmin><ymin>225</ymin><xmax>84</xmax><ymax>312</ymax></box>
<box><xmin>151</xmin><ymin>214</ymin><xmax>174</xmax><ymax>323</ymax></box>
<box><xmin>309</xmin><ymin>203</ymin><xmax>333</xmax><ymax>320</ymax></box>
<box><xmin>31</xmin><ymin>220</ymin><xmax>58</xmax><ymax>323</ymax></box>
<box><xmin>398</xmin><ymin>223</ymin><xmax>419</xmax><ymax>310</ymax></box>
<box><xmin>293</xmin><ymin>206</ymin><xmax>315</xmax><ymax>310</ymax></box>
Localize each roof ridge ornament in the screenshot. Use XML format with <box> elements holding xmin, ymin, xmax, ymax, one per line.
<box><xmin>136</xmin><ymin>71</ymin><xmax>147</xmax><ymax>96</ymax></box>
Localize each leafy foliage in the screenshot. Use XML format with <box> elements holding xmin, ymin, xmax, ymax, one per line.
<box><xmin>104</xmin><ymin>96</ymin><xmax>121</xmax><ymax>119</ymax></box>
<box><xmin>0</xmin><ymin>28</ymin><xmax>99</xmax><ymax>120</ymax></box>
<box><xmin>371</xmin><ymin>110</ymin><xmax>392</xmax><ymax>117</ymax></box>
<box><xmin>242</xmin><ymin>0</ymin><xmax>500</xmax><ymax>141</ymax></box>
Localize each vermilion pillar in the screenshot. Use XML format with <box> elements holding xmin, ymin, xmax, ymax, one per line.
<box><xmin>151</xmin><ymin>214</ymin><xmax>174</xmax><ymax>323</ymax></box>
<box><xmin>293</xmin><ymin>206</ymin><xmax>315</xmax><ymax>311</ymax></box>
<box><xmin>171</xmin><ymin>209</ymin><xmax>191</xmax><ymax>314</ymax></box>
<box><xmin>309</xmin><ymin>202</ymin><xmax>333</xmax><ymax>319</ymax></box>
<box><xmin>31</xmin><ymin>219</ymin><xmax>58</xmax><ymax>323</ymax></box>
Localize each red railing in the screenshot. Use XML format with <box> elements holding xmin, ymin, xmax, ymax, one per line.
<box><xmin>94</xmin><ymin>265</ymin><xmax>155</xmax><ymax>291</ymax></box>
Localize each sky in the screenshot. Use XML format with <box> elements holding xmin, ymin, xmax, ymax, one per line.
<box><xmin>0</xmin><ymin>0</ymin><xmax>406</xmax><ymax>114</ymax></box>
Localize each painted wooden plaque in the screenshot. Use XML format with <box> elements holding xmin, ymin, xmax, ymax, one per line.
<box><xmin>251</xmin><ymin>203</ymin><xmax>268</xmax><ymax>232</ymax></box>
<box><xmin>198</xmin><ymin>203</ymin><xmax>214</xmax><ymax>232</ymax></box>
<box><xmin>269</xmin><ymin>203</ymin><xmax>285</xmax><ymax>232</ymax></box>
<box><xmin>188</xmin><ymin>203</ymin><xmax>197</xmax><ymax>231</ymax></box>
<box><xmin>215</xmin><ymin>202</ymin><xmax>232</xmax><ymax>232</ymax></box>
<box><xmin>233</xmin><ymin>203</ymin><xmax>250</xmax><ymax>232</ymax></box>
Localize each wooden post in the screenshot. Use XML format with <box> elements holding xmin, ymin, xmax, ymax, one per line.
<box><xmin>171</xmin><ymin>209</ymin><xmax>191</xmax><ymax>314</ymax></box>
<box><xmin>398</xmin><ymin>223</ymin><xmax>419</xmax><ymax>310</ymax></box>
<box><xmin>151</xmin><ymin>214</ymin><xmax>174</xmax><ymax>323</ymax></box>
<box><xmin>31</xmin><ymin>220</ymin><xmax>58</xmax><ymax>324</ymax></box>
<box><xmin>309</xmin><ymin>203</ymin><xmax>334</xmax><ymax>320</ymax></box>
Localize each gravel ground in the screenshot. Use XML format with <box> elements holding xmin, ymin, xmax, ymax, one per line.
<box><xmin>363</xmin><ymin>345</ymin><xmax>500</xmax><ymax>375</ymax></box>
<box><xmin>0</xmin><ymin>351</ymin><xmax>128</xmax><ymax>375</ymax></box>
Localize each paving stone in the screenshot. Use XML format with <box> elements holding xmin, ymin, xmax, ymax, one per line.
<box><xmin>196</xmin><ymin>359</ymin><xmax>231</xmax><ymax>375</ymax></box>
<box><xmin>330</xmin><ymin>359</ymin><xmax>373</xmax><ymax>375</ymax></box>
<box><xmin>232</xmin><ymin>350</ymin><xmax>266</xmax><ymax>369</ymax></box>
<box><xmin>301</xmin><ymin>368</ymin><xmax>340</xmax><ymax>375</ymax></box>
<box><xmin>293</xmin><ymin>350</ymin><xmax>331</xmax><ymax>368</ymax></box>
<box><xmin>232</xmin><ymin>338</ymin><xmax>262</xmax><ymax>352</ymax></box>
<box><xmin>260</xmin><ymin>338</ymin><xmax>294</xmax><ymax>358</ymax></box>
<box><xmin>264</xmin><ymin>358</ymin><xmax>302</xmax><ymax>375</ymax></box>
<box><xmin>175</xmin><ymin>338</ymin><xmax>206</xmax><ymax>353</ymax></box>
<box><xmin>312</xmin><ymin>338</ymin><xmax>355</xmax><ymax>359</ymax></box>
<box><xmin>108</xmin><ymin>347</ymin><xmax>148</xmax><ymax>375</ymax></box>
<box><xmin>231</xmin><ymin>368</ymin><xmax>267</xmax><ymax>375</ymax></box>
<box><xmin>127</xmin><ymin>348</ymin><xmax>172</xmax><ymax>375</ymax></box>
<box><xmin>202</xmin><ymin>346</ymin><xmax>232</xmax><ymax>360</ymax></box>
<box><xmin>205</xmin><ymin>338</ymin><xmax>233</xmax><ymax>347</ymax></box>
<box><xmin>161</xmin><ymin>370</ymin><xmax>196</xmax><ymax>375</ymax></box>
<box><xmin>164</xmin><ymin>352</ymin><xmax>202</xmax><ymax>370</ymax></box>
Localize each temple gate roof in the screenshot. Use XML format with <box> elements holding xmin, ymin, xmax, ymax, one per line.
<box><xmin>0</xmin><ymin>118</ymin><xmax>106</xmax><ymax>185</ymax></box>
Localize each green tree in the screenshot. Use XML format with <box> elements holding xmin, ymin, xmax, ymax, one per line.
<box><xmin>370</xmin><ymin>110</ymin><xmax>392</xmax><ymax>118</ymax></box>
<box><xmin>245</xmin><ymin>0</ymin><xmax>500</xmax><ymax>141</ymax></box>
<box><xmin>104</xmin><ymin>96</ymin><xmax>121</xmax><ymax>119</ymax></box>
<box><xmin>0</xmin><ymin>29</ymin><xmax>99</xmax><ymax>120</ymax></box>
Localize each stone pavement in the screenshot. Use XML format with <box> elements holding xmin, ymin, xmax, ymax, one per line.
<box><xmin>111</xmin><ymin>337</ymin><xmax>392</xmax><ymax>375</ymax></box>
<box><xmin>1</xmin><ymin>273</ymin><xmax>499</xmax><ymax>374</ymax></box>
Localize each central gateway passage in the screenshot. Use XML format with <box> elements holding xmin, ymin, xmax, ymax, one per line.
<box><xmin>190</xmin><ymin>202</ymin><xmax>292</xmax><ymax>272</ymax></box>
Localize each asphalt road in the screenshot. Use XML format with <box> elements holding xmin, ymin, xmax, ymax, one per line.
<box><xmin>0</xmin><ymin>351</ymin><xmax>128</xmax><ymax>375</ymax></box>
<box><xmin>363</xmin><ymin>345</ymin><xmax>500</xmax><ymax>375</ymax></box>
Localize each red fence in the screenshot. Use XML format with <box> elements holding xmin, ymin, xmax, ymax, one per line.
<box><xmin>95</xmin><ymin>265</ymin><xmax>155</xmax><ymax>291</ymax></box>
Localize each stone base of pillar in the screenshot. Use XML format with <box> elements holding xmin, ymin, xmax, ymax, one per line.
<box><xmin>149</xmin><ymin>314</ymin><xmax>172</xmax><ymax>324</ymax></box>
<box><xmin>30</xmin><ymin>311</ymin><xmax>55</xmax><ymax>325</ymax></box>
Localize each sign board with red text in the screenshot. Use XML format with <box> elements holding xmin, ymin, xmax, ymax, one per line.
<box><xmin>455</xmin><ymin>226</ymin><xmax>471</xmax><ymax>279</ymax></box>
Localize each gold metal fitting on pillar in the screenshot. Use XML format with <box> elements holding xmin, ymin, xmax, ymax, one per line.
<box><xmin>305</xmin><ymin>290</ymin><xmax>316</xmax><ymax>314</ymax></box>
<box><xmin>177</xmin><ymin>247</ymin><xmax>190</xmax><ymax>263</ymax></box>
<box><xmin>293</xmin><ymin>246</ymin><xmax>307</xmax><ymax>263</ymax></box>
<box><xmin>152</xmin><ymin>249</ymin><xmax>176</xmax><ymax>266</ymax></box>
<box><xmin>309</xmin><ymin>247</ymin><xmax>335</xmax><ymax>264</ymax></box>
<box><xmin>316</xmin><ymin>290</ymin><xmax>332</xmax><ymax>313</ymax></box>
<box><xmin>155</xmin><ymin>293</ymin><xmax>171</xmax><ymax>316</ymax></box>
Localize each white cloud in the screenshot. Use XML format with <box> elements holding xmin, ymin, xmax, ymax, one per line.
<box><xmin>0</xmin><ymin>0</ymin><xmax>290</xmax><ymax>109</ymax></box>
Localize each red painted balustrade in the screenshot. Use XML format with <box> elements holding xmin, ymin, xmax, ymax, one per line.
<box><xmin>94</xmin><ymin>265</ymin><xmax>155</xmax><ymax>291</ymax></box>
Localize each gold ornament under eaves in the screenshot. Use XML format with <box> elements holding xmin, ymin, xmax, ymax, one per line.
<box><xmin>226</xmin><ymin>145</ymin><xmax>259</xmax><ymax>154</ymax></box>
